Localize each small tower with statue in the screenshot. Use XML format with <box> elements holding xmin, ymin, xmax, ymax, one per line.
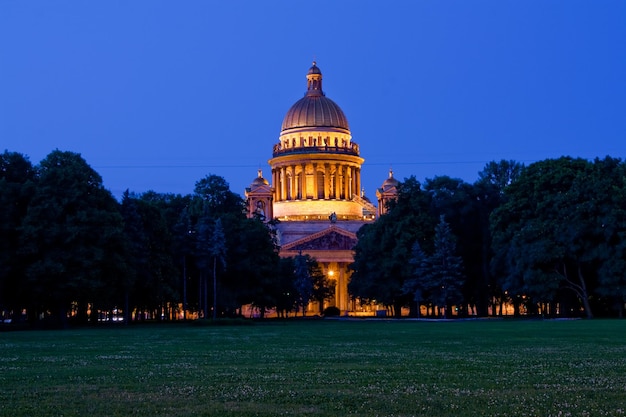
<box><xmin>245</xmin><ymin>170</ymin><xmax>273</xmax><ymax>221</ymax></box>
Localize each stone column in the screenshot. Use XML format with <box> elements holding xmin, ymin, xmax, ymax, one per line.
<box><xmin>312</xmin><ymin>163</ymin><xmax>318</xmax><ymax>200</ymax></box>
<box><xmin>290</xmin><ymin>166</ymin><xmax>296</xmax><ymax>201</ymax></box>
<box><xmin>335</xmin><ymin>163</ymin><xmax>341</xmax><ymax>199</ymax></box>
<box><xmin>280</xmin><ymin>167</ymin><xmax>286</xmax><ymax>202</ymax></box>
<box><xmin>337</xmin><ymin>264</ymin><xmax>347</xmax><ymax>313</ymax></box>
<box><xmin>324</xmin><ymin>164</ymin><xmax>330</xmax><ymax>199</ymax></box>
<box><xmin>343</xmin><ymin>165</ymin><xmax>350</xmax><ymax>200</ymax></box>
<box><xmin>349</xmin><ymin>166</ymin><xmax>353</xmax><ymax>198</ymax></box>
<box><xmin>301</xmin><ymin>163</ymin><xmax>307</xmax><ymax>199</ymax></box>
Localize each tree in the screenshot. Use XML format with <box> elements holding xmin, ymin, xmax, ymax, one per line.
<box><xmin>195</xmin><ymin>207</ymin><xmax>215</xmax><ymax>318</ymax></box>
<box><xmin>126</xmin><ymin>193</ymin><xmax>180</xmax><ymax>321</ymax></box>
<box><xmin>309</xmin><ymin>256</ymin><xmax>335</xmax><ymax>314</ymax></box>
<box><xmin>172</xmin><ymin>206</ymin><xmax>196</xmax><ymax>320</ymax></box>
<box><xmin>19</xmin><ymin>150</ymin><xmax>128</xmax><ymax>325</ymax></box>
<box><xmin>227</xmin><ymin>217</ymin><xmax>281</xmax><ymax>317</ymax></box>
<box><xmin>350</xmin><ymin>176</ymin><xmax>435</xmax><ymax>317</ymax></box>
<box><xmin>293</xmin><ymin>252</ymin><xmax>313</xmax><ymax>316</ymax></box>
<box><xmin>187</xmin><ymin>173</ymin><xmax>287</xmax><ymax>318</ymax></box>
<box><xmin>209</xmin><ymin>218</ymin><xmax>227</xmax><ymax>319</ymax></box>
<box><xmin>490</xmin><ymin>157</ymin><xmax>626</xmax><ymax>318</ymax></box>
<box><xmin>271</xmin><ymin>254</ymin><xmax>333</xmax><ymax>317</ymax></box>
<box><xmin>402</xmin><ymin>242</ymin><xmax>431</xmax><ymax>317</ymax></box>
<box><xmin>119</xmin><ymin>190</ymin><xmax>146</xmax><ymax>323</ymax></box>
<box><xmin>0</xmin><ymin>151</ymin><xmax>35</xmax><ymax>319</ymax></box>
<box><xmin>427</xmin><ymin>216</ymin><xmax>465</xmax><ymax>317</ymax></box>
<box><xmin>424</xmin><ymin>176</ymin><xmax>480</xmax><ymax>315</ymax></box>
<box><xmin>274</xmin><ymin>257</ymin><xmax>298</xmax><ymax>317</ymax></box>
<box><xmin>572</xmin><ymin>157</ymin><xmax>626</xmax><ymax>316</ymax></box>
<box><xmin>404</xmin><ymin>216</ymin><xmax>465</xmax><ymax>318</ymax></box>
<box><xmin>138</xmin><ymin>191</ymin><xmax>193</xmax><ymax>318</ymax></box>
<box><xmin>491</xmin><ymin>158</ymin><xmax>583</xmax><ymax>316</ymax></box>
<box><xmin>192</xmin><ymin>175</ymin><xmax>247</xmax><ymax>317</ymax></box>
<box><xmin>477</xmin><ymin>160</ymin><xmax>524</xmax><ymax>193</ymax></box>
<box><xmin>192</xmin><ymin>175</ymin><xmax>245</xmax><ymax>218</ymax></box>
<box><xmin>474</xmin><ymin>160</ymin><xmax>524</xmax><ymax>315</ymax></box>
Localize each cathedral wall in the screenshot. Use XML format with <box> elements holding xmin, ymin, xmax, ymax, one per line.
<box><xmin>273</xmin><ymin>200</ymin><xmax>364</xmax><ymax>220</ymax></box>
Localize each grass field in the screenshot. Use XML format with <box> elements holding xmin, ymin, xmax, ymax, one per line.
<box><xmin>1</xmin><ymin>319</ymin><xmax>625</xmax><ymax>417</ymax></box>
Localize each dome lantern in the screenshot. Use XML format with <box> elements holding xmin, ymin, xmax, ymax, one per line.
<box><xmin>306</xmin><ymin>61</ymin><xmax>323</xmax><ymax>96</ymax></box>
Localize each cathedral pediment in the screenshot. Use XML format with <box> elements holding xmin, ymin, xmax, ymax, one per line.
<box><xmin>282</xmin><ymin>226</ymin><xmax>357</xmax><ymax>251</ymax></box>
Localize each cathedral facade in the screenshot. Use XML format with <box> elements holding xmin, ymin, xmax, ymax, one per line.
<box><xmin>246</xmin><ymin>63</ymin><xmax>397</xmax><ymax>315</ymax></box>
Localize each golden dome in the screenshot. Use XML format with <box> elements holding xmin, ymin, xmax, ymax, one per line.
<box><xmin>281</xmin><ymin>62</ymin><xmax>350</xmax><ymax>133</ymax></box>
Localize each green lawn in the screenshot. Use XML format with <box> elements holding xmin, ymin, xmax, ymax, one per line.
<box><xmin>1</xmin><ymin>319</ymin><xmax>625</xmax><ymax>417</ymax></box>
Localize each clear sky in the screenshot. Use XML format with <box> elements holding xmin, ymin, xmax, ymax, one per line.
<box><xmin>2</xmin><ymin>1</ymin><xmax>624</xmax><ymax>201</ymax></box>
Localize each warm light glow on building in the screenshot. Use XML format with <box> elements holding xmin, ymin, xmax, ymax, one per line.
<box><xmin>245</xmin><ymin>62</ymin><xmax>397</xmax><ymax>316</ymax></box>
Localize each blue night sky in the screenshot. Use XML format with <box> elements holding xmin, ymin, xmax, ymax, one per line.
<box><xmin>1</xmin><ymin>1</ymin><xmax>624</xmax><ymax>201</ymax></box>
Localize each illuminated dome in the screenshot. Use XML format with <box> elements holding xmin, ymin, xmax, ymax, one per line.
<box><xmin>281</xmin><ymin>62</ymin><xmax>350</xmax><ymax>133</ymax></box>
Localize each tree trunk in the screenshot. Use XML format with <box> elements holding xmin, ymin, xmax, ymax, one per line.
<box><xmin>393</xmin><ymin>301</ymin><xmax>403</xmax><ymax>318</ymax></box>
<box><xmin>124</xmin><ymin>291</ymin><xmax>130</xmax><ymax>325</ymax></box>
<box><xmin>182</xmin><ymin>255</ymin><xmax>187</xmax><ymax>321</ymax></box>
<box><xmin>77</xmin><ymin>301</ymin><xmax>89</xmax><ymax>325</ymax></box>
<box><xmin>212</xmin><ymin>257</ymin><xmax>217</xmax><ymax>320</ymax></box>
<box><xmin>203</xmin><ymin>272</ymin><xmax>208</xmax><ymax>319</ymax></box>
<box><xmin>58</xmin><ymin>306</ymin><xmax>69</xmax><ymax>329</ymax></box>
<box><xmin>577</xmin><ymin>267</ymin><xmax>594</xmax><ymax>319</ymax></box>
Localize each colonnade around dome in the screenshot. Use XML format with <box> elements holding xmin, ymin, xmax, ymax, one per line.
<box><xmin>269</xmin><ymin>153</ymin><xmax>367</xmax><ymax>220</ymax></box>
<box><xmin>271</xmin><ymin>160</ymin><xmax>362</xmax><ymax>202</ymax></box>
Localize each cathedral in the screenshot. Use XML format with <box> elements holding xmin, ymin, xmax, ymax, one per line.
<box><xmin>245</xmin><ymin>62</ymin><xmax>398</xmax><ymax>315</ymax></box>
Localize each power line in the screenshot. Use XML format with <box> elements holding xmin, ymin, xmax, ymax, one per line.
<box><xmin>94</xmin><ymin>159</ymin><xmax>543</xmax><ymax>170</ymax></box>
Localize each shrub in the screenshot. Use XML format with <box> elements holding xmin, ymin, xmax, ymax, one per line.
<box><xmin>323</xmin><ymin>306</ymin><xmax>341</xmax><ymax>317</ymax></box>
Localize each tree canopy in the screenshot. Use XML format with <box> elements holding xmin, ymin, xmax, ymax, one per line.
<box><xmin>19</xmin><ymin>150</ymin><xmax>129</xmax><ymax>324</ymax></box>
<box><xmin>350</xmin><ymin>176</ymin><xmax>435</xmax><ymax>317</ymax></box>
<box><xmin>3</xmin><ymin>147</ymin><xmax>626</xmax><ymax>323</ymax></box>
<box><xmin>403</xmin><ymin>215</ymin><xmax>465</xmax><ymax>318</ymax></box>
<box><xmin>490</xmin><ymin>157</ymin><xmax>626</xmax><ymax>318</ymax></box>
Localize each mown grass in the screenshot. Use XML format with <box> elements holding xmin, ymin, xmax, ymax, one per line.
<box><xmin>1</xmin><ymin>319</ymin><xmax>625</xmax><ymax>417</ymax></box>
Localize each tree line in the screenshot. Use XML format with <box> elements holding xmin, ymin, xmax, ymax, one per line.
<box><xmin>0</xmin><ymin>150</ymin><xmax>333</xmax><ymax>326</ymax></box>
<box><xmin>2</xmin><ymin>150</ymin><xmax>625</xmax><ymax>324</ymax></box>
<box><xmin>350</xmin><ymin>157</ymin><xmax>626</xmax><ymax>319</ymax></box>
